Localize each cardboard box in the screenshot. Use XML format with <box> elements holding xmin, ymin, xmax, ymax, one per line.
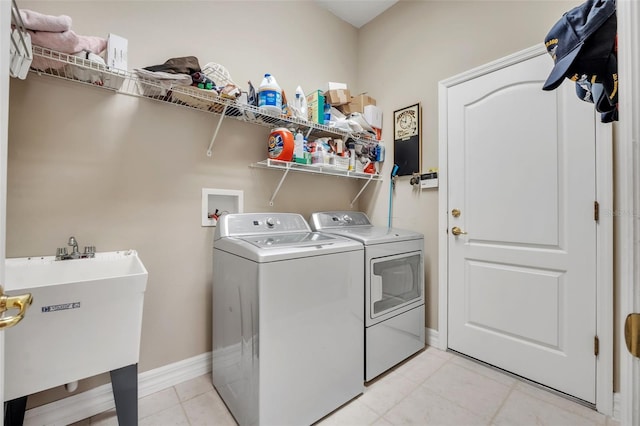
<box><xmin>306</xmin><ymin>90</ymin><xmax>325</xmax><ymax>124</ymax></box>
<box><xmin>351</xmin><ymin>94</ymin><xmax>376</xmax><ymax>112</ymax></box>
<box><xmin>364</xmin><ymin>104</ymin><xmax>383</xmax><ymax>128</ymax></box>
<box><xmin>337</xmin><ymin>93</ymin><xmax>377</xmax><ymax>115</ymax></box>
<box><xmin>325</xmin><ymin>89</ymin><xmax>351</xmax><ymax>106</ymax></box>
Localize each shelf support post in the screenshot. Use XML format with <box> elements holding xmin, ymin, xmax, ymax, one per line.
<box><xmin>206</xmin><ymin>104</ymin><xmax>229</xmax><ymax>157</ymax></box>
<box><xmin>269</xmin><ymin>165</ymin><xmax>291</xmax><ymax>206</ymax></box>
<box><xmin>350</xmin><ymin>175</ymin><xmax>374</xmax><ymax>207</ymax></box>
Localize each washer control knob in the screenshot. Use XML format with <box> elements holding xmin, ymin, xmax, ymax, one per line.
<box><xmin>342</xmin><ymin>215</ymin><xmax>352</xmax><ymax>223</ymax></box>
<box><xmin>266</xmin><ymin>217</ymin><xmax>276</xmax><ymax>228</ymax></box>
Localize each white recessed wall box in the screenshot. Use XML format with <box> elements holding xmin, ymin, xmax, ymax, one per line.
<box><xmin>201</xmin><ymin>188</ymin><xmax>243</xmax><ymax>227</ymax></box>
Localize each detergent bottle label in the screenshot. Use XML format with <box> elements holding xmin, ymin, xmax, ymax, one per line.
<box><xmin>268</xmin><ymin>133</ymin><xmax>284</xmax><ymax>158</ymax></box>
<box><xmin>259</xmin><ymin>89</ymin><xmax>282</xmax><ymax>108</ymax></box>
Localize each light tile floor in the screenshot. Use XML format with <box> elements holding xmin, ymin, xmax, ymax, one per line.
<box><xmin>72</xmin><ymin>347</ymin><xmax>620</xmax><ymax>426</ymax></box>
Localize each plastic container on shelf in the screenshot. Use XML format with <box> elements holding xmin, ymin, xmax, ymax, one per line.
<box><xmin>375</xmin><ymin>141</ymin><xmax>386</xmax><ymax>162</ymax></box>
<box><xmin>258</xmin><ymin>73</ymin><xmax>282</xmax><ymax>115</ymax></box>
<box><xmin>294</xmin><ymin>130</ymin><xmax>305</xmax><ymax>160</ymax></box>
<box><xmin>268</xmin><ymin>128</ymin><xmax>294</xmax><ymax>161</ymax></box>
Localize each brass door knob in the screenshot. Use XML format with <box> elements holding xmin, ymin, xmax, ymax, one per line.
<box><xmin>625</xmin><ymin>313</ymin><xmax>640</xmax><ymax>358</ymax></box>
<box><xmin>451</xmin><ymin>227</ymin><xmax>467</xmax><ymax>236</ymax></box>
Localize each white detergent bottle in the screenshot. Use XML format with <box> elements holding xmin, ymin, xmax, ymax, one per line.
<box><xmin>258</xmin><ymin>73</ymin><xmax>282</xmax><ymax>115</ymax></box>
<box><xmin>294</xmin><ymin>130</ymin><xmax>305</xmax><ymax>160</ymax></box>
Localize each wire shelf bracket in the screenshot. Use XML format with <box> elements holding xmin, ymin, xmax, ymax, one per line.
<box><xmin>350</xmin><ymin>174</ymin><xmax>376</xmax><ymax>207</ymax></box>
<box><xmin>206</xmin><ymin>104</ymin><xmax>228</xmax><ymax>157</ymax></box>
<box><xmin>9</xmin><ymin>0</ymin><xmax>33</xmax><ymax>79</ymax></box>
<box><xmin>251</xmin><ymin>159</ymin><xmax>381</xmax><ymax>206</ymax></box>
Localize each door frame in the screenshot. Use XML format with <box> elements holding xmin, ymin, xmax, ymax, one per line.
<box><xmin>615</xmin><ymin>1</ymin><xmax>640</xmax><ymax>424</ymax></box>
<box><xmin>1</xmin><ymin>0</ymin><xmax>11</xmax><ymax>421</ymax></box>
<box><xmin>437</xmin><ymin>44</ymin><xmax>614</xmax><ymax>416</ymax></box>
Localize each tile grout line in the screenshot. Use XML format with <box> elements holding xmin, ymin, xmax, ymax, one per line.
<box><xmin>449</xmin><ymin>352</ymin><xmax>605</xmax><ymax>423</ymax></box>
<box><xmin>486</xmin><ymin>377</ymin><xmax>520</xmax><ymax>425</ymax></box>
<box><xmin>178</xmin><ymin>392</ymin><xmax>193</xmax><ymax>426</ymax></box>
<box><xmin>416</xmin><ymin>358</ymin><xmax>515</xmax><ymax>423</ymax></box>
<box><xmin>365</xmin><ymin>352</ymin><xmax>456</xmax><ymax>423</ymax></box>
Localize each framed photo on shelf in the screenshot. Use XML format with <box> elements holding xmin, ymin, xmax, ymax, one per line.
<box><xmin>393</xmin><ymin>103</ymin><xmax>421</xmax><ymax>176</ymax></box>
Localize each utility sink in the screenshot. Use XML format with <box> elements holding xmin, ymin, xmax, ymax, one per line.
<box><xmin>3</xmin><ymin>250</ymin><xmax>148</xmax><ymax>401</ymax></box>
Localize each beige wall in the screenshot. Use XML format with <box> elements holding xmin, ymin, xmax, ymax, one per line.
<box><xmin>9</xmin><ymin>0</ymin><xmax>610</xmax><ymax>409</ymax></box>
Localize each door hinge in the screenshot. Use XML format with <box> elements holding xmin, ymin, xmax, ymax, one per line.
<box><xmin>594</xmin><ymin>335</ymin><xmax>600</xmax><ymax>356</ymax></box>
<box><xmin>594</xmin><ymin>201</ymin><xmax>599</xmax><ymax>222</ymax></box>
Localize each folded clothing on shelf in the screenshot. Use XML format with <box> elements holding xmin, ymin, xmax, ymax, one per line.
<box><xmin>19</xmin><ymin>8</ymin><xmax>72</xmax><ymax>32</ymax></box>
<box><xmin>143</xmin><ymin>56</ymin><xmax>201</xmax><ymax>75</ymax></box>
<box><xmin>29</xmin><ymin>30</ymin><xmax>106</xmax><ymax>56</ymax></box>
<box><xmin>22</xmin><ymin>8</ymin><xmax>107</xmax><ymax>73</ymax></box>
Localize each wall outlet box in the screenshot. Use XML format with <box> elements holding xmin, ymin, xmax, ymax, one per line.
<box><xmin>201</xmin><ymin>188</ymin><xmax>243</xmax><ymax>227</ymax></box>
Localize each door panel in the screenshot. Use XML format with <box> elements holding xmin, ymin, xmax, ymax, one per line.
<box><xmin>466</xmin><ymin>261</ymin><xmax>562</xmax><ymax>348</ymax></box>
<box><xmin>447</xmin><ymin>53</ymin><xmax>597</xmax><ymax>403</ymax></box>
<box><xmin>465</xmin><ymin>82</ymin><xmax>560</xmax><ymax>246</ymax></box>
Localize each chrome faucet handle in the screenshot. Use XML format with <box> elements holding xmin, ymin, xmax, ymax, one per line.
<box><xmin>56</xmin><ymin>247</ymin><xmax>67</xmax><ymax>257</ymax></box>
<box><xmin>84</xmin><ymin>246</ymin><xmax>95</xmax><ymax>254</ymax></box>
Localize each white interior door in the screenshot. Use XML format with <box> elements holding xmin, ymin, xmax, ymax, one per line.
<box><xmin>446</xmin><ymin>53</ymin><xmax>598</xmax><ymax>403</ymax></box>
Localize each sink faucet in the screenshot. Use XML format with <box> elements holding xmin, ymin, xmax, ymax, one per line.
<box><xmin>56</xmin><ymin>236</ymin><xmax>96</xmax><ymax>261</ymax></box>
<box><xmin>68</xmin><ymin>236</ymin><xmax>79</xmax><ymax>258</ymax></box>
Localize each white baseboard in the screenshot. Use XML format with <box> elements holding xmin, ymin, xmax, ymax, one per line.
<box><xmin>425</xmin><ymin>327</ymin><xmax>439</xmax><ymax>348</ymax></box>
<box><xmin>24</xmin><ymin>352</ymin><xmax>212</xmax><ymax>426</ymax></box>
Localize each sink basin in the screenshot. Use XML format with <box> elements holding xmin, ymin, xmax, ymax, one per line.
<box><xmin>3</xmin><ymin>250</ymin><xmax>148</xmax><ymax>400</ymax></box>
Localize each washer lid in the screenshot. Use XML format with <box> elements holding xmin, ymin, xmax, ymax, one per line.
<box><xmin>240</xmin><ymin>231</ymin><xmax>336</xmax><ymax>249</ymax></box>
<box><xmin>321</xmin><ymin>226</ymin><xmax>423</xmax><ymax>245</ymax></box>
<box><xmin>310</xmin><ymin>211</ymin><xmax>423</xmax><ymax>245</ymax></box>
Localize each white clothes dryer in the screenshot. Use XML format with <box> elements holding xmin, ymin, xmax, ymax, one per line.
<box><xmin>310</xmin><ymin>211</ymin><xmax>425</xmax><ymax>382</ymax></box>
<box><xmin>212</xmin><ymin>213</ymin><xmax>364</xmax><ymax>426</ymax></box>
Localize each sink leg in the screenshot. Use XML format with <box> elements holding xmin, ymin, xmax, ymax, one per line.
<box><xmin>4</xmin><ymin>396</ymin><xmax>27</xmax><ymax>426</ymax></box>
<box><xmin>110</xmin><ymin>363</ymin><xmax>138</xmax><ymax>425</ymax></box>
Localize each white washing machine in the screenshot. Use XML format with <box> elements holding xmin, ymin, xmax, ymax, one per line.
<box><xmin>310</xmin><ymin>211</ymin><xmax>425</xmax><ymax>382</ymax></box>
<box><xmin>212</xmin><ymin>213</ymin><xmax>364</xmax><ymax>426</ymax></box>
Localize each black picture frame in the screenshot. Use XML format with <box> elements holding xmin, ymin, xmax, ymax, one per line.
<box><xmin>393</xmin><ymin>103</ymin><xmax>421</xmax><ymax>176</ymax></box>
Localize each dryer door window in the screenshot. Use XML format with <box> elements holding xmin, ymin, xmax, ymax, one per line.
<box><xmin>370</xmin><ymin>251</ymin><xmax>423</xmax><ymax>318</ymax></box>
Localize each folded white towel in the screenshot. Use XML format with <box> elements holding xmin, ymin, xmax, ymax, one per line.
<box><xmin>29</xmin><ymin>30</ymin><xmax>106</xmax><ymax>55</ymax></box>
<box><xmin>19</xmin><ymin>9</ymin><xmax>72</xmax><ymax>32</ymax></box>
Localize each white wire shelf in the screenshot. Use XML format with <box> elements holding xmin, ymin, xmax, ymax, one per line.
<box><xmin>251</xmin><ymin>159</ymin><xmax>380</xmax><ymax>206</ymax></box>
<box><xmin>28</xmin><ymin>45</ymin><xmax>381</xmax><ymax>156</ymax></box>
